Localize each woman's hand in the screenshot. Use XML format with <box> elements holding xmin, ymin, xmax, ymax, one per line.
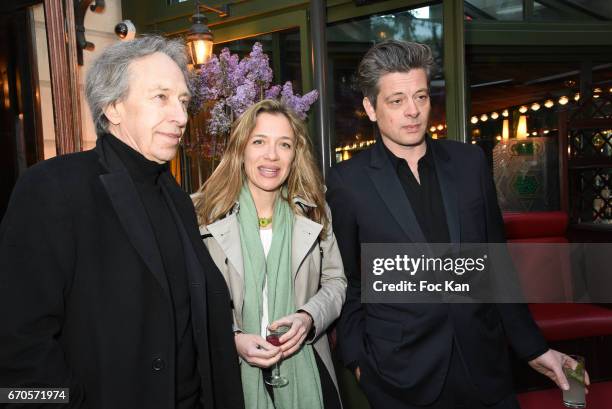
<box><xmin>234</xmin><ymin>333</ymin><xmax>282</xmax><ymax>368</ymax></box>
<box><xmin>269</xmin><ymin>312</ymin><xmax>313</xmax><ymax>359</ymax></box>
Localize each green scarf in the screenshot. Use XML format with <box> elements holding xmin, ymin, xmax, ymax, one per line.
<box><xmin>238</xmin><ymin>184</ymin><xmax>323</xmax><ymax>409</ymax></box>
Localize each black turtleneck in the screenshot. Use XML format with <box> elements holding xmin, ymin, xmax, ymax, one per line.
<box><xmin>105</xmin><ymin>134</ymin><xmax>201</xmax><ymax>409</ymax></box>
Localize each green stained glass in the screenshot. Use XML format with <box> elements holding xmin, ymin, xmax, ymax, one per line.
<box><xmin>513</xmin><ymin>175</ymin><xmax>539</xmax><ymax>195</ymax></box>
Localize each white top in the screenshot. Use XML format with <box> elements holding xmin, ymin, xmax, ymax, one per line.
<box><xmin>259</xmin><ymin>228</ymin><xmax>273</xmax><ymax>338</ymax></box>
<box><xmin>260</xmin><ymin>228</ymin><xmax>273</xmax><ymax>256</ymax></box>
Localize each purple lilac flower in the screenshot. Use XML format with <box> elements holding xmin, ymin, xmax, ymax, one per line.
<box><xmin>265</xmin><ymin>85</ymin><xmax>281</xmax><ymax>100</ymax></box>
<box><xmin>208</xmin><ymin>101</ymin><xmax>232</xmax><ymax>136</ymax></box>
<box><xmin>226</xmin><ymin>79</ymin><xmax>258</xmax><ymax>116</ymax></box>
<box><xmin>301</xmin><ymin>89</ymin><xmax>319</xmax><ymax>108</ymax></box>
<box><xmin>238</xmin><ymin>42</ymin><xmax>273</xmax><ymax>88</ymax></box>
<box><xmin>280</xmin><ymin>81</ymin><xmax>319</xmax><ymax>119</ymax></box>
<box><xmin>218</xmin><ymin>48</ymin><xmax>242</xmax><ymax>97</ymax></box>
<box><xmin>194</xmin><ymin>42</ymin><xmax>318</xmax><ymax>134</ymax></box>
<box><xmin>199</xmin><ymin>54</ymin><xmax>221</xmax><ymax>101</ymax></box>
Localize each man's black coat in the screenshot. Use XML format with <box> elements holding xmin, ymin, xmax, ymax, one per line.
<box><xmin>0</xmin><ymin>135</ymin><xmax>244</xmax><ymax>409</ymax></box>
<box><xmin>327</xmin><ymin>138</ymin><xmax>548</xmax><ymax>407</ymax></box>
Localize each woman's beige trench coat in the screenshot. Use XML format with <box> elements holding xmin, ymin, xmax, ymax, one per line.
<box><xmin>200</xmin><ymin>197</ymin><xmax>347</xmax><ymax>403</ymax></box>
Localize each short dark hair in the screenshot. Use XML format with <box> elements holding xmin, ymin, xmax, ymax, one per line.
<box><xmin>357</xmin><ymin>40</ymin><xmax>435</xmax><ymax>108</ymax></box>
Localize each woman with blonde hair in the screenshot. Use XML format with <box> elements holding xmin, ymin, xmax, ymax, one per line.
<box><xmin>194</xmin><ymin>99</ymin><xmax>346</xmax><ymax>409</ymax></box>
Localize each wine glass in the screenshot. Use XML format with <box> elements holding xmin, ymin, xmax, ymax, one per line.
<box><xmin>265</xmin><ymin>326</ymin><xmax>290</xmax><ymax>387</ymax></box>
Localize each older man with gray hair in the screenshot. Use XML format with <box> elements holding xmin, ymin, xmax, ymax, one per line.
<box><xmin>0</xmin><ymin>35</ymin><xmax>244</xmax><ymax>409</ymax></box>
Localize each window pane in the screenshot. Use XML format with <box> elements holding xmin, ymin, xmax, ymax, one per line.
<box><xmin>327</xmin><ymin>4</ymin><xmax>444</xmax><ymax>163</ymax></box>
<box><xmin>564</xmin><ymin>0</ymin><xmax>612</xmax><ymax>19</ymax></box>
<box><xmin>465</xmin><ymin>0</ymin><xmax>612</xmax><ymax>21</ymax></box>
<box><xmin>533</xmin><ymin>0</ymin><xmax>612</xmax><ymax>21</ymax></box>
<box><xmin>466</xmin><ymin>45</ymin><xmax>612</xmax><ymax>212</ymax></box>
<box><xmin>465</xmin><ymin>0</ymin><xmax>523</xmax><ymax>21</ymax></box>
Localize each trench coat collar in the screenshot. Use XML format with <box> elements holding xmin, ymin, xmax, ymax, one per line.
<box><xmin>206</xmin><ymin>196</ymin><xmax>322</xmax><ymax>280</ymax></box>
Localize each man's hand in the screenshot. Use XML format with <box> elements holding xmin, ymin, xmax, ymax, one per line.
<box><xmin>355</xmin><ymin>366</ymin><xmax>361</xmax><ymax>382</ymax></box>
<box><xmin>269</xmin><ymin>312</ymin><xmax>313</xmax><ymax>359</ymax></box>
<box><xmin>234</xmin><ymin>333</ymin><xmax>282</xmax><ymax>368</ymax></box>
<box><xmin>528</xmin><ymin>349</ymin><xmax>590</xmax><ymax>392</ymax></box>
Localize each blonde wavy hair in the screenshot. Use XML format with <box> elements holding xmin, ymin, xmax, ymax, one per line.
<box><xmin>194</xmin><ymin>99</ymin><xmax>329</xmax><ymax>236</ymax></box>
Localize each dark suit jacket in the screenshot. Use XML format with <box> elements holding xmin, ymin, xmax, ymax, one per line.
<box><xmin>0</xmin><ymin>135</ymin><xmax>244</xmax><ymax>409</ymax></box>
<box><xmin>326</xmin><ymin>138</ymin><xmax>548</xmax><ymax>407</ymax></box>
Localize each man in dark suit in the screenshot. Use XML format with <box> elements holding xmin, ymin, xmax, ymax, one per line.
<box><xmin>327</xmin><ymin>40</ymin><xmax>584</xmax><ymax>409</ymax></box>
<box><xmin>0</xmin><ymin>36</ymin><xmax>243</xmax><ymax>409</ymax></box>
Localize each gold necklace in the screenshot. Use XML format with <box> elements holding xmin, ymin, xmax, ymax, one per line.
<box><xmin>258</xmin><ymin>217</ymin><xmax>272</xmax><ymax>229</ymax></box>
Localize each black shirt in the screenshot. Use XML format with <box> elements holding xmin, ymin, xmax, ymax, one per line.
<box><xmin>382</xmin><ymin>138</ymin><xmax>450</xmax><ymax>244</ymax></box>
<box><xmin>105</xmin><ymin>134</ymin><xmax>201</xmax><ymax>409</ymax></box>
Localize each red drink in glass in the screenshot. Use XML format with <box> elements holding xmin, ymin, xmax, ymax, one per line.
<box><xmin>265</xmin><ymin>326</ymin><xmax>290</xmax><ymax>387</ymax></box>
<box><xmin>266</xmin><ymin>334</ymin><xmax>282</xmax><ymax>346</ymax></box>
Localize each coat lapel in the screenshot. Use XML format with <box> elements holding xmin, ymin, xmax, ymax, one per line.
<box><xmin>367</xmin><ymin>142</ymin><xmax>426</xmax><ymax>243</ymax></box>
<box><xmin>207</xmin><ymin>215</ymin><xmax>244</xmax><ymax>283</ymax></box>
<box><xmin>159</xmin><ymin>173</ymin><xmax>214</xmax><ymax>281</ymax></box>
<box><xmin>158</xmin><ymin>176</ymin><xmax>215</xmax><ymax>409</ymax></box>
<box><xmin>206</xmin><ymin>202</ymin><xmax>323</xmax><ymax>282</ymax></box>
<box><xmin>430</xmin><ymin>140</ymin><xmax>461</xmax><ymax>243</ymax></box>
<box><xmin>96</xmin><ymin>138</ymin><xmax>169</xmax><ymax>298</ymax></box>
<box><xmin>292</xmin><ymin>215</ymin><xmax>322</xmax><ymax>280</ymax></box>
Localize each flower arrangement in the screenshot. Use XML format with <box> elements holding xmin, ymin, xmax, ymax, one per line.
<box><xmin>188</xmin><ymin>42</ymin><xmax>318</xmax><ymax>160</ymax></box>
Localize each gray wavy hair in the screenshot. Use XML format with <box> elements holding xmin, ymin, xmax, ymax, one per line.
<box><xmin>357</xmin><ymin>40</ymin><xmax>435</xmax><ymax>108</ymax></box>
<box><xmin>85</xmin><ymin>35</ymin><xmax>191</xmax><ymax>136</ymax></box>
